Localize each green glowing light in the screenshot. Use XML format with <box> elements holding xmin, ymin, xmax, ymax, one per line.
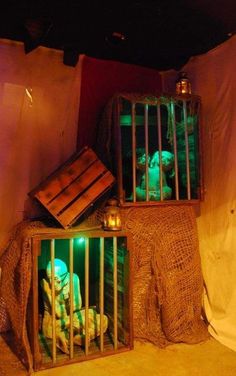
<box><xmin>76</xmin><ymin>237</ymin><xmax>85</xmax><ymax>245</ymax></box>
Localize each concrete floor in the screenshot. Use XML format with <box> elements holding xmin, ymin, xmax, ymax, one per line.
<box><xmin>1</xmin><ymin>336</ymin><xmax>236</xmax><ymax>376</ymax></box>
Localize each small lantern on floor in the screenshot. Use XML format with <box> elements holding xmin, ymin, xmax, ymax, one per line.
<box><xmin>176</xmin><ymin>71</ymin><xmax>192</xmax><ymax>94</ymax></box>
<box><xmin>103</xmin><ymin>198</ymin><xmax>122</xmax><ymax>231</ymax></box>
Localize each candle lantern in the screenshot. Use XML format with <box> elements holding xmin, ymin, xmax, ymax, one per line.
<box><xmin>176</xmin><ymin>71</ymin><xmax>192</xmax><ymax>94</ymax></box>
<box><xmin>103</xmin><ymin>198</ymin><xmax>122</xmax><ymax>231</ymax></box>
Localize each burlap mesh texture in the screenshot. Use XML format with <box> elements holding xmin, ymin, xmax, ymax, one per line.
<box><xmin>0</xmin><ymin>296</ymin><xmax>10</xmax><ymax>333</ymax></box>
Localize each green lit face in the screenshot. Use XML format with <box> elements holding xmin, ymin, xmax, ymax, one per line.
<box><xmin>151</xmin><ymin>151</ymin><xmax>174</xmax><ymax>170</ymax></box>
<box><xmin>46</xmin><ymin>259</ymin><xmax>69</xmax><ymax>292</ymax></box>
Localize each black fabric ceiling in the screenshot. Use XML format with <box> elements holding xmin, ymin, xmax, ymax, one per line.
<box><xmin>1</xmin><ymin>0</ymin><xmax>235</xmax><ymax>70</ymax></box>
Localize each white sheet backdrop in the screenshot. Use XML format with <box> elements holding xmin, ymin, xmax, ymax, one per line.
<box><xmin>1</xmin><ymin>35</ymin><xmax>236</xmax><ymax>352</ymax></box>
<box><xmin>163</xmin><ymin>35</ymin><xmax>236</xmax><ymax>351</ymax></box>
<box><xmin>0</xmin><ymin>39</ymin><xmax>83</xmax><ymax>249</ymax></box>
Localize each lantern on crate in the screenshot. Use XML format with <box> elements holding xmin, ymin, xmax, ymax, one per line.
<box><xmin>176</xmin><ymin>71</ymin><xmax>192</xmax><ymax>94</ymax></box>
<box><xmin>103</xmin><ymin>198</ymin><xmax>122</xmax><ymax>231</ymax></box>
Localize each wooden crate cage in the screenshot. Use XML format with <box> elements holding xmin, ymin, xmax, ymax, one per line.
<box><xmin>109</xmin><ymin>93</ymin><xmax>203</xmax><ymax>206</ymax></box>
<box><xmin>28</xmin><ymin>229</ymin><xmax>133</xmax><ymax>371</ymax></box>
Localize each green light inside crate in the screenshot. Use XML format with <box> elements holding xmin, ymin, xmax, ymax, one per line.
<box><xmin>75</xmin><ymin>237</ymin><xmax>85</xmax><ymax>245</ymax></box>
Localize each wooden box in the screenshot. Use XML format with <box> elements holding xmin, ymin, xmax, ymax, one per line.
<box><xmin>30</xmin><ymin>147</ymin><xmax>115</xmax><ymax>229</ymax></box>
<box><xmin>28</xmin><ymin>228</ymin><xmax>133</xmax><ymax>371</ymax></box>
<box><xmin>97</xmin><ymin>93</ymin><xmax>203</xmax><ymax>207</ymax></box>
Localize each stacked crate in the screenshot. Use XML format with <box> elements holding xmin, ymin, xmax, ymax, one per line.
<box><xmin>30</xmin><ymin>147</ymin><xmax>115</xmax><ymax>228</ymax></box>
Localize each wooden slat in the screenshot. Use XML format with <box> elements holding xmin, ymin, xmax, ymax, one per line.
<box><xmin>170</xmin><ymin>101</ymin><xmax>179</xmax><ymax>200</ymax></box>
<box><xmin>99</xmin><ymin>237</ymin><xmax>105</xmax><ymax>352</ymax></box>
<box><xmin>144</xmin><ymin>104</ymin><xmax>149</xmax><ymax>201</ymax></box>
<box><xmin>50</xmin><ymin>239</ymin><xmax>57</xmax><ymax>364</ymax></box>
<box><xmin>69</xmin><ymin>239</ymin><xmax>74</xmax><ymax>359</ymax></box>
<box><xmin>31</xmin><ymin>238</ymin><xmax>42</xmax><ymax>370</ymax></box>
<box><xmin>157</xmin><ymin>104</ymin><xmax>163</xmax><ymax>201</ymax></box>
<box><xmin>85</xmin><ymin>238</ymin><xmax>89</xmax><ymax>355</ymax></box>
<box><xmin>57</xmin><ymin>172</ymin><xmax>115</xmax><ymax>227</ymax></box>
<box><xmin>113</xmin><ymin>237</ymin><xmax>118</xmax><ymax>350</ymax></box>
<box><xmin>183</xmin><ymin>100</ymin><xmax>191</xmax><ymax>200</ymax></box>
<box><xmin>131</xmin><ymin>102</ymin><xmax>137</xmax><ymax>202</ymax></box>
<box><xmin>46</xmin><ymin>160</ymin><xmax>107</xmax><ymax>214</ymax></box>
<box><xmin>34</xmin><ymin>148</ymin><xmax>97</xmax><ymax>204</ymax></box>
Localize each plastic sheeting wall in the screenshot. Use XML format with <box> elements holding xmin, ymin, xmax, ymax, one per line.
<box><xmin>0</xmin><ymin>40</ymin><xmax>83</xmax><ymax>249</ymax></box>
<box><xmin>163</xmin><ymin>35</ymin><xmax>236</xmax><ymax>351</ymax></box>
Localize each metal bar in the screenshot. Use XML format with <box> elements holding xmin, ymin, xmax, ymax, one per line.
<box><xmin>144</xmin><ymin>104</ymin><xmax>149</xmax><ymax>201</ymax></box>
<box><xmin>131</xmin><ymin>102</ymin><xmax>137</xmax><ymax>202</ymax></box>
<box><xmin>157</xmin><ymin>104</ymin><xmax>163</xmax><ymax>201</ymax></box>
<box><xmin>85</xmin><ymin>238</ymin><xmax>89</xmax><ymax>355</ymax></box>
<box><xmin>99</xmin><ymin>237</ymin><xmax>104</xmax><ymax>352</ymax></box>
<box><xmin>170</xmin><ymin>101</ymin><xmax>179</xmax><ymax>200</ymax></box>
<box><xmin>183</xmin><ymin>100</ymin><xmax>191</xmax><ymax>199</ymax></box>
<box><xmin>69</xmin><ymin>238</ymin><xmax>74</xmax><ymax>359</ymax></box>
<box><xmin>113</xmin><ymin>237</ymin><xmax>118</xmax><ymax>350</ymax></box>
<box><xmin>50</xmin><ymin>239</ymin><xmax>57</xmax><ymax>363</ymax></box>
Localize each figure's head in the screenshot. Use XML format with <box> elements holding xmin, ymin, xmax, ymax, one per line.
<box><xmin>136</xmin><ymin>148</ymin><xmax>150</xmax><ymax>163</ymax></box>
<box><xmin>136</xmin><ymin>148</ymin><xmax>150</xmax><ymax>171</ymax></box>
<box><xmin>150</xmin><ymin>151</ymin><xmax>174</xmax><ymax>171</ymax></box>
<box><xmin>46</xmin><ymin>259</ymin><xmax>68</xmax><ymax>292</ymax></box>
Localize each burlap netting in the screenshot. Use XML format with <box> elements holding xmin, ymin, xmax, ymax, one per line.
<box><xmin>0</xmin><ymin>297</ymin><xmax>10</xmax><ymax>334</ymax></box>
<box><xmin>0</xmin><ymin>221</ymin><xmax>47</xmax><ymax>372</ymax></box>
<box><xmin>0</xmin><ymin>206</ymin><xmax>209</xmax><ymax>371</ymax></box>
<box><xmin>121</xmin><ymin>205</ymin><xmax>209</xmax><ymax>345</ymax></box>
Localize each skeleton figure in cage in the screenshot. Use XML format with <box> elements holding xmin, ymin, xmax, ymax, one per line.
<box><xmin>136</xmin><ymin>150</ymin><xmax>174</xmax><ymax>201</ymax></box>
<box><xmin>41</xmin><ymin>259</ymin><xmax>108</xmax><ymax>354</ymax></box>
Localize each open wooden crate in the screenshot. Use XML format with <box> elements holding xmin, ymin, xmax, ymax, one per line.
<box><xmin>30</xmin><ymin>147</ymin><xmax>115</xmax><ymax>229</ymax></box>
<box><xmin>28</xmin><ymin>228</ymin><xmax>133</xmax><ymax>371</ymax></box>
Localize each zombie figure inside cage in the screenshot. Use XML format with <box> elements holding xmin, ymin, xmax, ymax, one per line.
<box><xmin>41</xmin><ymin>259</ymin><xmax>108</xmax><ymax>354</ymax></box>
<box><xmin>136</xmin><ymin>150</ymin><xmax>174</xmax><ymax>201</ymax></box>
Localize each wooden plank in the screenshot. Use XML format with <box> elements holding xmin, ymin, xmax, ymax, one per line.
<box><xmin>46</xmin><ymin>159</ymin><xmax>107</xmax><ymax>214</ymax></box>
<box><xmin>31</xmin><ymin>238</ymin><xmax>43</xmax><ymax>370</ymax></box>
<box><xmin>33</xmin><ymin>148</ymin><xmax>97</xmax><ymax>205</ymax></box>
<box><xmin>57</xmin><ymin>172</ymin><xmax>115</xmax><ymax>228</ymax></box>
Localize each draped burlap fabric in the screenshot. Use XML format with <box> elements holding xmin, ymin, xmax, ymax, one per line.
<box><xmin>0</xmin><ymin>220</ymin><xmax>46</xmax><ymax>372</ymax></box>
<box><xmin>122</xmin><ymin>205</ymin><xmax>209</xmax><ymax>345</ymax></box>
<box><xmin>0</xmin><ymin>206</ymin><xmax>208</xmax><ymax>371</ymax></box>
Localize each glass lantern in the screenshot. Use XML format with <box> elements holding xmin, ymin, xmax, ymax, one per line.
<box><xmin>103</xmin><ymin>198</ymin><xmax>122</xmax><ymax>231</ymax></box>
<box><xmin>176</xmin><ymin>71</ymin><xmax>192</xmax><ymax>94</ymax></box>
